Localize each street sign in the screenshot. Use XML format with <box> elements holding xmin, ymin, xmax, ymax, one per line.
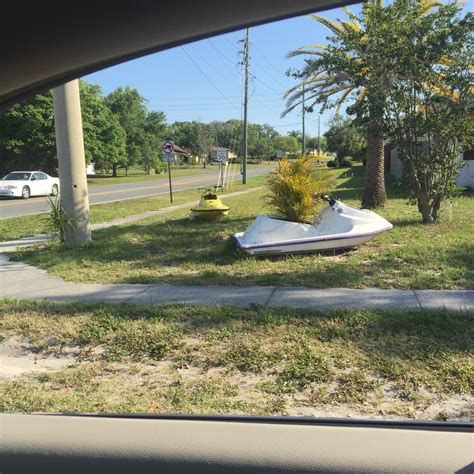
<box><xmin>275</xmin><ymin>149</ymin><xmax>283</xmax><ymax>159</ymax></box>
<box><xmin>161</xmin><ymin>140</ymin><xmax>175</xmax><ymax>203</ymax></box>
<box><xmin>162</xmin><ymin>153</ymin><xmax>175</xmax><ymax>163</ymax></box>
<box><xmin>162</xmin><ymin>140</ymin><xmax>174</xmax><ymax>154</ymax></box>
<box><xmin>216</xmin><ymin>149</ymin><xmax>227</xmax><ymax>162</ymax></box>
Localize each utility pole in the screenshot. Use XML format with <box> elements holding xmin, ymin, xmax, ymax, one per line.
<box><xmin>242</xmin><ymin>27</ymin><xmax>249</xmax><ymax>184</ymax></box>
<box><xmin>317</xmin><ymin>114</ymin><xmax>321</xmax><ymax>156</ymax></box>
<box><xmin>301</xmin><ymin>85</ymin><xmax>306</xmax><ymax>156</ymax></box>
<box><xmin>52</xmin><ymin>80</ymin><xmax>91</xmax><ymax>246</ymax></box>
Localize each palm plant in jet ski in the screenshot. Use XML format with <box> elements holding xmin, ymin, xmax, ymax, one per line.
<box><xmin>235</xmin><ymin>194</ymin><xmax>393</xmax><ymax>256</ymax></box>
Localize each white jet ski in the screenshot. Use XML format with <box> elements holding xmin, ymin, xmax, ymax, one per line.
<box><xmin>235</xmin><ymin>195</ymin><xmax>393</xmax><ymax>256</ymax></box>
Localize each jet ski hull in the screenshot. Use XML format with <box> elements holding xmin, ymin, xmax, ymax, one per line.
<box><xmin>235</xmin><ymin>201</ymin><xmax>392</xmax><ymax>255</ymax></box>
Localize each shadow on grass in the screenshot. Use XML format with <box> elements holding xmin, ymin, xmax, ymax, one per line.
<box><xmin>8</xmin><ymin>301</ymin><xmax>473</xmax><ymax>365</ymax></box>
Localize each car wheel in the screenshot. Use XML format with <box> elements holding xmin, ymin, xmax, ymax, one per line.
<box><xmin>22</xmin><ymin>186</ymin><xmax>30</xmax><ymax>199</ymax></box>
<box><xmin>51</xmin><ymin>184</ymin><xmax>59</xmax><ymax>196</ymax></box>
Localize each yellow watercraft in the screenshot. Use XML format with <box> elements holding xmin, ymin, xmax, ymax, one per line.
<box><xmin>191</xmin><ymin>190</ymin><xmax>229</xmax><ymax>220</ymax></box>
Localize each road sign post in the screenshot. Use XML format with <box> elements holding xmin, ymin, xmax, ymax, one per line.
<box><xmin>162</xmin><ymin>140</ymin><xmax>175</xmax><ymax>203</ymax></box>
<box><xmin>167</xmin><ymin>160</ymin><xmax>173</xmax><ymax>203</ymax></box>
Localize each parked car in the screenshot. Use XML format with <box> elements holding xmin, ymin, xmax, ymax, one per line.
<box><xmin>0</xmin><ymin>171</ymin><xmax>60</xmax><ymax>199</ymax></box>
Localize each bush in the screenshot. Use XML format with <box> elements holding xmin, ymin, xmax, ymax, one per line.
<box><xmin>326</xmin><ymin>158</ymin><xmax>353</xmax><ymax>168</ymax></box>
<box><xmin>154</xmin><ymin>162</ymin><xmax>167</xmax><ymax>174</ymax></box>
<box><xmin>340</xmin><ymin>158</ymin><xmax>354</xmax><ymax>168</ymax></box>
<box><xmin>266</xmin><ymin>156</ymin><xmax>334</xmax><ymax>223</ymax></box>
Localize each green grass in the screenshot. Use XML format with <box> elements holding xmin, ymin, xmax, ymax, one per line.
<box><xmin>86</xmin><ymin>164</ymin><xmax>267</xmax><ymax>186</ymax></box>
<box><xmin>0</xmin><ymin>300</ymin><xmax>472</xmax><ymax>419</ymax></box>
<box><xmin>12</xmin><ymin>165</ymin><xmax>473</xmax><ymax>289</ymax></box>
<box><xmin>87</xmin><ymin>166</ymin><xmax>206</xmax><ymax>186</ymax></box>
<box><xmin>0</xmin><ymin>176</ymin><xmax>266</xmax><ymax>241</ymax></box>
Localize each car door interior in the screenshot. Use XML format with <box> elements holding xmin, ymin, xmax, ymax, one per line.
<box><xmin>0</xmin><ymin>1</ymin><xmax>472</xmax><ymax>472</ymax></box>
<box><xmin>1</xmin><ymin>414</ymin><xmax>472</xmax><ymax>473</ymax></box>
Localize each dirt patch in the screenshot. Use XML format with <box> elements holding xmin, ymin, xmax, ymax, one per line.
<box><xmin>0</xmin><ymin>337</ymin><xmax>78</xmax><ymax>379</ymax></box>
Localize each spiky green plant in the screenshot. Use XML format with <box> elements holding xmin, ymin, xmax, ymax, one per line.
<box><xmin>266</xmin><ymin>155</ymin><xmax>334</xmax><ymax>223</ymax></box>
<box><xmin>44</xmin><ymin>197</ymin><xmax>74</xmax><ymax>243</ymax></box>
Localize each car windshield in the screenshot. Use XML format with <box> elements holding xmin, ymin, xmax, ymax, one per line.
<box><xmin>0</xmin><ymin>1</ymin><xmax>472</xmax><ymax>425</ymax></box>
<box><xmin>3</xmin><ymin>172</ymin><xmax>31</xmax><ymax>180</ymax></box>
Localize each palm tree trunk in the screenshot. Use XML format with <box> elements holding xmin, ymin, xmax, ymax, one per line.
<box><xmin>361</xmin><ymin>126</ymin><xmax>386</xmax><ymax>209</ymax></box>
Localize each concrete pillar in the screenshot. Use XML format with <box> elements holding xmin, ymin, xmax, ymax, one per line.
<box><xmin>52</xmin><ymin>80</ymin><xmax>92</xmax><ymax>246</ymax></box>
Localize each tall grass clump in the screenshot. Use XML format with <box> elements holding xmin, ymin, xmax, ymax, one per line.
<box><xmin>266</xmin><ymin>156</ymin><xmax>334</xmax><ymax>223</ymax></box>
<box><xmin>44</xmin><ymin>197</ymin><xmax>74</xmax><ymax>243</ymax></box>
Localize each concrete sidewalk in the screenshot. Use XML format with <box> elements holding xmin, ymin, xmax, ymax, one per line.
<box><xmin>1</xmin><ymin>254</ymin><xmax>472</xmax><ymax>310</ymax></box>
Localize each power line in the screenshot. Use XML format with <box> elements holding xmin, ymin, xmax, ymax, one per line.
<box><xmin>148</xmin><ymin>103</ymin><xmax>286</xmax><ymax>112</ymax></box>
<box><xmin>147</xmin><ymin>98</ymin><xmax>285</xmax><ymax>106</ymax></box>
<box><xmin>145</xmin><ymin>92</ymin><xmax>282</xmax><ymax>101</ymax></box>
<box><xmin>191</xmin><ymin>43</ymin><xmax>239</xmax><ymax>87</ymax></box>
<box><xmin>206</xmin><ymin>39</ymin><xmax>237</xmax><ymax>67</ymax></box>
<box><xmin>180</xmin><ymin>47</ymin><xmax>240</xmax><ymax>112</ymax></box>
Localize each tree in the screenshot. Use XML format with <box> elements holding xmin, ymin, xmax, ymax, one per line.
<box><xmin>0</xmin><ymin>81</ymin><xmax>128</xmax><ymax>176</ymax></box>
<box><xmin>324</xmin><ymin>118</ymin><xmax>366</xmax><ymax>164</ymax></box>
<box><xmin>195</xmin><ymin>123</ymin><xmax>213</xmax><ymax>167</ymax></box>
<box><xmin>0</xmin><ymin>92</ymin><xmax>56</xmax><ymax>175</ymax></box>
<box><xmin>273</xmin><ymin>135</ymin><xmax>300</xmax><ymax>155</ymax></box>
<box><xmin>307</xmin><ymin>136</ymin><xmax>327</xmax><ymax>154</ymax></box>
<box><xmin>384</xmin><ymin>3</ymin><xmax>473</xmax><ymax>222</ymax></box>
<box><xmin>283</xmin><ymin>0</ymin><xmax>440</xmax><ymax>208</ymax></box>
<box><xmin>79</xmin><ymin>81</ymin><xmax>127</xmax><ymax>174</ymax></box>
<box><xmin>106</xmin><ymin>86</ymin><xmax>148</xmax><ymax>176</ymax></box>
<box><xmin>142</xmin><ymin>111</ymin><xmax>167</xmax><ymax>174</ymax></box>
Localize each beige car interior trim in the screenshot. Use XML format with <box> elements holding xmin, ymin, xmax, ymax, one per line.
<box><xmin>1</xmin><ymin>414</ymin><xmax>473</xmax><ymax>472</ymax></box>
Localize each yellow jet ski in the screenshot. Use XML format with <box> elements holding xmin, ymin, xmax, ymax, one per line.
<box><xmin>191</xmin><ymin>190</ymin><xmax>229</xmax><ymax>220</ymax></box>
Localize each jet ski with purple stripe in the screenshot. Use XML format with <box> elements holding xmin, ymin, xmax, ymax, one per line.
<box><xmin>235</xmin><ymin>195</ymin><xmax>393</xmax><ymax>256</ymax></box>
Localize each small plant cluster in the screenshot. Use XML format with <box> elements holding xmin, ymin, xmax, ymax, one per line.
<box><xmin>44</xmin><ymin>197</ymin><xmax>74</xmax><ymax>243</ymax></box>
<box><xmin>266</xmin><ymin>155</ymin><xmax>334</xmax><ymax>223</ymax></box>
<box><xmin>327</xmin><ymin>158</ymin><xmax>354</xmax><ymax>169</ymax></box>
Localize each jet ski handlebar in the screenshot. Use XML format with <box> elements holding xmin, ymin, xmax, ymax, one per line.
<box><xmin>316</xmin><ymin>194</ymin><xmax>337</xmax><ymax>206</ymax></box>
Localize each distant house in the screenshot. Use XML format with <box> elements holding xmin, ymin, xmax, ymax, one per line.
<box><xmin>172</xmin><ymin>145</ymin><xmax>200</xmax><ymax>165</ymax></box>
<box><xmin>208</xmin><ymin>147</ymin><xmax>237</xmax><ymax>163</ymax></box>
<box><xmin>387</xmin><ymin>144</ymin><xmax>474</xmax><ymax>189</ymax></box>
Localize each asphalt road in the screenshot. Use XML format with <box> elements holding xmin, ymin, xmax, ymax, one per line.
<box><xmin>0</xmin><ymin>166</ymin><xmax>272</xmax><ymax>219</ymax></box>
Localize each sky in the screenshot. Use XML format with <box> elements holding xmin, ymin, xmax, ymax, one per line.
<box><xmin>84</xmin><ymin>4</ymin><xmax>366</xmax><ymax>137</ymax></box>
<box><xmin>84</xmin><ymin>1</ymin><xmax>472</xmax><ymax>138</ymax></box>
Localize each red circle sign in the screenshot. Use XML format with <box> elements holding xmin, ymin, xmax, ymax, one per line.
<box><xmin>162</xmin><ymin>140</ymin><xmax>174</xmax><ymax>154</ymax></box>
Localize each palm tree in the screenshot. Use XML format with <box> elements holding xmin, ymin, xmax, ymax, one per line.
<box><xmin>283</xmin><ymin>0</ymin><xmax>441</xmax><ymax>208</ymax></box>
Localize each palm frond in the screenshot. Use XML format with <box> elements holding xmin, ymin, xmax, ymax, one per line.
<box><xmin>309</xmin><ymin>15</ymin><xmax>344</xmax><ymax>35</ymax></box>
<box><xmin>342</xmin><ymin>6</ymin><xmax>360</xmax><ymax>23</ymax></box>
<box><xmin>357</xmin><ymin>87</ymin><xmax>367</xmax><ymax>102</ymax></box>
<box><xmin>416</xmin><ymin>2</ymin><xmax>441</xmax><ymax>17</ymax></box>
<box><xmin>287</xmin><ymin>49</ymin><xmax>328</xmax><ymax>58</ymax></box>
<box><xmin>341</xmin><ymin>20</ymin><xmax>361</xmax><ymax>33</ymax></box>
<box><xmin>335</xmin><ymin>87</ymin><xmax>354</xmax><ymax>113</ymax></box>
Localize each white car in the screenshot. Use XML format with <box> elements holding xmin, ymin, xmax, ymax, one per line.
<box><xmin>0</xmin><ymin>171</ymin><xmax>60</xmax><ymax>199</ymax></box>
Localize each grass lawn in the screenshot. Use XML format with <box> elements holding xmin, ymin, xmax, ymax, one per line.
<box><xmin>1</xmin><ymin>301</ymin><xmax>472</xmax><ymax>420</ymax></box>
<box><xmin>12</xmin><ymin>165</ymin><xmax>474</xmax><ymax>289</ymax></box>
<box><xmin>86</xmin><ymin>164</ymin><xmax>267</xmax><ymax>186</ymax></box>
<box><xmin>0</xmin><ymin>176</ymin><xmax>266</xmax><ymax>242</ymax></box>
<box><xmin>87</xmin><ymin>166</ymin><xmax>205</xmax><ymax>186</ymax></box>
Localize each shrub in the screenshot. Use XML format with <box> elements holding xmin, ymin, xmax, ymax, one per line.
<box><xmin>327</xmin><ymin>160</ymin><xmax>338</xmax><ymax>168</ymax></box>
<box><xmin>340</xmin><ymin>158</ymin><xmax>354</xmax><ymax>168</ymax></box>
<box><xmin>154</xmin><ymin>162</ymin><xmax>167</xmax><ymax>174</ymax></box>
<box><xmin>44</xmin><ymin>197</ymin><xmax>74</xmax><ymax>243</ymax></box>
<box><xmin>266</xmin><ymin>155</ymin><xmax>334</xmax><ymax>223</ymax></box>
